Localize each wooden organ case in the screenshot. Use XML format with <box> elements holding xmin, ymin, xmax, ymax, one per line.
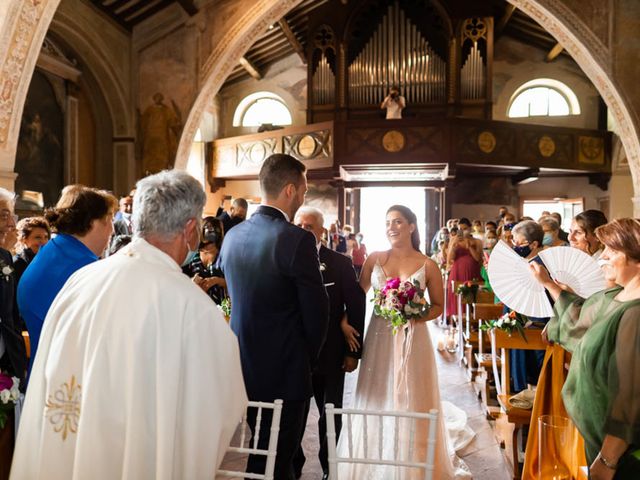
<box><xmin>307</xmin><ymin>0</ymin><xmax>494</xmax><ymax>123</ymax></box>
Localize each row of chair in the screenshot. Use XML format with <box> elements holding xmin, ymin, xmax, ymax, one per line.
<box><xmin>216</xmin><ymin>401</ymin><xmax>440</xmax><ymax>480</ymax></box>
<box><xmin>449</xmin><ymin>280</ymin><xmax>546</xmax><ymax>480</ymax></box>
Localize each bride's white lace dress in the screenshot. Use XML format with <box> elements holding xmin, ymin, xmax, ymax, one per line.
<box><xmin>337</xmin><ymin>262</ymin><xmax>472</xmax><ymax>479</ymax></box>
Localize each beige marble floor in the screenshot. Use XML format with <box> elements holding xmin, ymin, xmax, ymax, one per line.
<box><xmin>219</xmin><ymin>321</ymin><xmax>513</xmax><ymax>479</ymax></box>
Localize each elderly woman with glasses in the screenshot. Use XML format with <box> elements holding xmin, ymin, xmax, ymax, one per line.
<box><xmin>531</xmin><ymin>218</ymin><xmax>640</xmax><ymax>479</ymax></box>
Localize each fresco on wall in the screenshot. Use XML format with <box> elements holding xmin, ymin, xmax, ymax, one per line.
<box><xmin>15</xmin><ymin>70</ymin><xmax>64</xmax><ymax>208</ymax></box>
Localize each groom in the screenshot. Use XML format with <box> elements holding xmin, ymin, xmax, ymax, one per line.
<box><xmin>218</xmin><ymin>154</ymin><xmax>329</xmax><ymax>480</ymax></box>
<box><xmin>293</xmin><ymin>206</ymin><xmax>366</xmax><ymax>479</ymax></box>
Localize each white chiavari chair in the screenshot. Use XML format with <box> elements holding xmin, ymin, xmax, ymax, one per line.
<box><xmin>325</xmin><ymin>404</ymin><xmax>439</xmax><ymax>480</ymax></box>
<box><xmin>216</xmin><ymin>399</ymin><xmax>283</xmax><ymax>480</ymax></box>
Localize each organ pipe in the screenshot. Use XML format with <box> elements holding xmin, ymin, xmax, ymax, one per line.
<box><xmin>313</xmin><ymin>53</ymin><xmax>335</xmax><ymax>105</ymax></box>
<box><xmin>347</xmin><ymin>0</ymin><xmax>446</xmax><ymax>105</ymax></box>
<box><xmin>461</xmin><ymin>41</ymin><xmax>485</xmax><ymax>100</ymax></box>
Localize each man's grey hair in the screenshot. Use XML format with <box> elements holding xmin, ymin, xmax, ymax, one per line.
<box><xmin>294</xmin><ymin>206</ymin><xmax>324</xmax><ymax>228</ymax></box>
<box><xmin>0</xmin><ymin>188</ymin><xmax>15</xmax><ymax>205</ymax></box>
<box><xmin>133</xmin><ymin>170</ymin><xmax>206</xmax><ymax>239</ymax></box>
<box><xmin>512</xmin><ymin>219</ymin><xmax>544</xmax><ymax>245</ymax></box>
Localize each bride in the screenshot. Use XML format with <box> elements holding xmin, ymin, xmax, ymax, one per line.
<box><xmin>337</xmin><ymin>205</ymin><xmax>471</xmax><ymax>479</ymax></box>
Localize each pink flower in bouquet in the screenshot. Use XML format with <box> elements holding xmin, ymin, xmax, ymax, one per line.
<box><xmin>0</xmin><ymin>372</ymin><xmax>12</xmax><ymax>391</ymax></box>
<box><xmin>387</xmin><ymin>278</ymin><xmax>401</xmax><ymax>289</ymax></box>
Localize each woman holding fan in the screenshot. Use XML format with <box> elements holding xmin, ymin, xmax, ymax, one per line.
<box><xmin>530</xmin><ymin>218</ymin><xmax>640</xmax><ymax>479</ymax></box>
<box><xmin>522</xmin><ymin>210</ymin><xmax>608</xmax><ymax>479</ymax></box>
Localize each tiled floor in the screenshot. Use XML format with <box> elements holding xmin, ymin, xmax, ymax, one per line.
<box><xmin>219</xmin><ymin>321</ymin><xmax>513</xmax><ymax>479</ymax></box>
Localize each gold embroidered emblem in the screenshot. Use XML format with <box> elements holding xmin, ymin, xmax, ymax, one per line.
<box><xmin>45</xmin><ymin>375</ymin><xmax>81</xmax><ymax>440</ymax></box>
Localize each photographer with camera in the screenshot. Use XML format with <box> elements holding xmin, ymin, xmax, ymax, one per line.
<box><xmin>380</xmin><ymin>85</ymin><xmax>406</xmax><ymax>119</ymax></box>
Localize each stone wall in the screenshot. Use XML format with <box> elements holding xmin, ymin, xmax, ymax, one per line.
<box><xmin>218</xmin><ymin>54</ymin><xmax>307</xmax><ymax>139</ymax></box>
<box><xmin>492</xmin><ymin>35</ymin><xmax>600</xmax><ymax>129</ymax></box>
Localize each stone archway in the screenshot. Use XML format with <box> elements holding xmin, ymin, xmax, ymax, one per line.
<box><xmin>176</xmin><ymin>0</ymin><xmax>640</xmax><ymax>214</ymax></box>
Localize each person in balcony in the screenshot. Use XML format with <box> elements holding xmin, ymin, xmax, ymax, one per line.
<box><xmin>381</xmin><ymin>86</ymin><xmax>406</xmax><ymax>119</ymax></box>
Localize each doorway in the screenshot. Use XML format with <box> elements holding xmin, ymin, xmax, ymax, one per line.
<box><xmin>359</xmin><ymin>187</ymin><xmax>428</xmax><ymax>253</ymax></box>
<box><xmin>521</xmin><ymin>198</ymin><xmax>584</xmax><ymax>231</ymax></box>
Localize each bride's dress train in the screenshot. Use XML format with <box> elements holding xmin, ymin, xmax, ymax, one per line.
<box><xmin>337</xmin><ymin>263</ymin><xmax>472</xmax><ymax>479</ymax></box>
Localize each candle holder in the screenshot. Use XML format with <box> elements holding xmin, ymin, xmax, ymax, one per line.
<box><xmin>445</xmin><ymin>327</ymin><xmax>458</xmax><ymax>354</ymax></box>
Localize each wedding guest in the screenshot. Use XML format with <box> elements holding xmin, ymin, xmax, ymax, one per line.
<box><xmin>539</xmin><ymin>216</ymin><xmax>569</xmax><ymax>247</ymax></box>
<box><xmin>497</xmin><ymin>206</ymin><xmax>509</xmax><ymax>224</ymax></box>
<box><xmin>569</xmin><ymin>209</ymin><xmax>608</xmax><ymax>258</ymax></box>
<box><xmin>485</xmin><ymin>221</ymin><xmax>497</xmax><ymax>233</ymax></box>
<box><xmin>471</xmin><ymin>219</ymin><xmax>484</xmax><ymax>241</ymax></box>
<box><xmin>218</xmin><ymin>154</ymin><xmax>329</xmax><ymax>479</ymax></box>
<box><xmin>550</xmin><ymin>212</ymin><xmax>569</xmax><ymax>242</ymax></box>
<box><xmin>501</xmin><ymin>222</ymin><xmax>515</xmax><ymax>246</ymax></box>
<box><xmin>351</xmin><ymin>232</ymin><xmax>367</xmax><ymax>278</ymax></box>
<box><xmin>530</xmin><ymin>218</ymin><xmax>640</xmax><ymax>478</ymax></box>
<box><xmin>510</xmin><ymin>220</ymin><xmax>547</xmax><ymax>393</ymax></box>
<box><xmin>343</xmin><ymin>225</ymin><xmax>356</xmax><ymax>257</ymax></box>
<box><xmin>13</xmin><ymin>216</ymin><xmax>50</xmax><ymax>282</ymax></box>
<box><xmin>446</xmin><ymin>218</ymin><xmax>482</xmax><ymax>319</ymax></box>
<box><xmin>329</xmin><ymin>221</ymin><xmax>347</xmax><ymax>254</ymax></box>
<box><xmin>17</xmin><ymin>185</ymin><xmax>117</xmax><ymax>371</ymax></box>
<box><xmin>0</xmin><ymin>188</ymin><xmax>27</xmax><ymax>387</ymax></box>
<box><xmin>12</xmin><ymin>170</ymin><xmax>247</xmax><ymax>479</ymax></box>
<box><xmin>106</xmin><ymin>234</ymin><xmax>132</xmax><ymax>256</ymax></box>
<box><xmin>522</xmin><ymin>210</ymin><xmax>608</xmax><ymax>478</ymax></box>
<box><xmin>113</xmin><ymin>195</ymin><xmax>133</xmax><ymax>234</ymax></box>
<box><xmin>293</xmin><ymin>206</ymin><xmax>365</xmax><ymax>480</ymax></box>
<box><xmin>185</xmin><ymin>216</ymin><xmax>226</xmax><ymax>305</ymax></box>
<box><xmin>217</xmin><ymin>197</ymin><xmax>248</xmax><ymax>234</ymax></box>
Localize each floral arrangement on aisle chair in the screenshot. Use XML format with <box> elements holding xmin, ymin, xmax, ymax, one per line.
<box><xmin>479</xmin><ymin>310</ymin><xmax>530</xmax><ymax>342</ymax></box>
<box><xmin>373</xmin><ymin>277</ymin><xmax>431</xmax><ymax>334</ymax></box>
<box><xmin>0</xmin><ymin>372</ymin><xmax>20</xmax><ymax>429</ymax></box>
<box><xmin>455</xmin><ymin>281</ymin><xmax>480</xmax><ymax>304</ymax></box>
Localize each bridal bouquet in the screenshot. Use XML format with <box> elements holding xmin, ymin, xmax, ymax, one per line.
<box><xmin>373</xmin><ymin>277</ymin><xmax>431</xmax><ymax>334</ymax></box>
<box><xmin>479</xmin><ymin>310</ymin><xmax>529</xmax><ymax>342</ymax></box>
<box><xmin>0</xmin><ymin>372</ymin><xmax>20</xmax><ymax>429</ymax></box>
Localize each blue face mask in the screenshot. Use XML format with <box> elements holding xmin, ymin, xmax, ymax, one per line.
<box><xmin>181</xmin><ymin>232</ymin><xmax>199</xmax><ymax>267</ymax></box>
<box><xmin>513</xmin><ymin>244</ymin><xmax>531</xmax><ymax>258</ymax></box>
<box><xmin>542</xmin><ymin>233</ymin><xmax>554</xmax><ymax>246</ymax></box>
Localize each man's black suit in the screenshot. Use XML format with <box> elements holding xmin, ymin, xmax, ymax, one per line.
<box><xmin>0</xmin><ymin>249</ymin><xmax>27</xmax><ymax>387</ymax></box>
<box><xmin>293</xmin><ymin>245</ymin><xmax>366</xmax><ymax>476</ymax></box>
<box><xmin>216</xmin><ymin>209</ymin><xmax>243</xmax><ymax>234</ymax></box>
<box><xmin>218</xmin><ymin>205</ymin><xmax>329</xmax><ymax>480</ymax></box>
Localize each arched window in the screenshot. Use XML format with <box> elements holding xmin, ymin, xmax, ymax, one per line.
<box><xmin>233</xmin><ymin>91</ymin><xmax>292</xmax><ymax>127</ymax></box>
<box><xmin>507</xmin><ymin>79</ymin><xmax>580</xmax><ymax>118</ymax></box>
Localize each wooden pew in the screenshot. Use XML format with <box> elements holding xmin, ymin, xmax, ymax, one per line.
<box><xmin>491</xmin><ymin>328</ymin><xmax>546</xmax><ymax>480</ymax></box>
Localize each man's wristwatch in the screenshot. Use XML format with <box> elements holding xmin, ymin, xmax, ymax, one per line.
<box><xmin>597</xmin><ymin>452</ymin><xmax>618</xmax><ymax>470</ymax></box>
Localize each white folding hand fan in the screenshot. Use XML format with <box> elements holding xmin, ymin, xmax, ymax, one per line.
<box><xmin>538</xmin><ymin>246</ymin><xmax>606</xmax><ymax>298</ymax></box>
<box><xmin>487</xmin><ymin>240</ymin><xmax>554</xmax><ymax>317</ymax></box>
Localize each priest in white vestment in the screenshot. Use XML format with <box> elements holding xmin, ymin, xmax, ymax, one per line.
<box><xmin>11</xmin><ymin>171</ymin><xmax>247</xmax><ymax>480</ymax></box>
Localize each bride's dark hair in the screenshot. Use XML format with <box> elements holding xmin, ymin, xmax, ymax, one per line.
<box><xmin>386</xmin><ymin>205</ymin><xmax>421</xmax><ymax>252</ymax></box>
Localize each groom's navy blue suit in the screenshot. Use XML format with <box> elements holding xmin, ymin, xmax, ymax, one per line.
<box><xmin>218</xmin><ymin>205</ymin><xmax>329</xmax><ymax>479</ymax></box>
